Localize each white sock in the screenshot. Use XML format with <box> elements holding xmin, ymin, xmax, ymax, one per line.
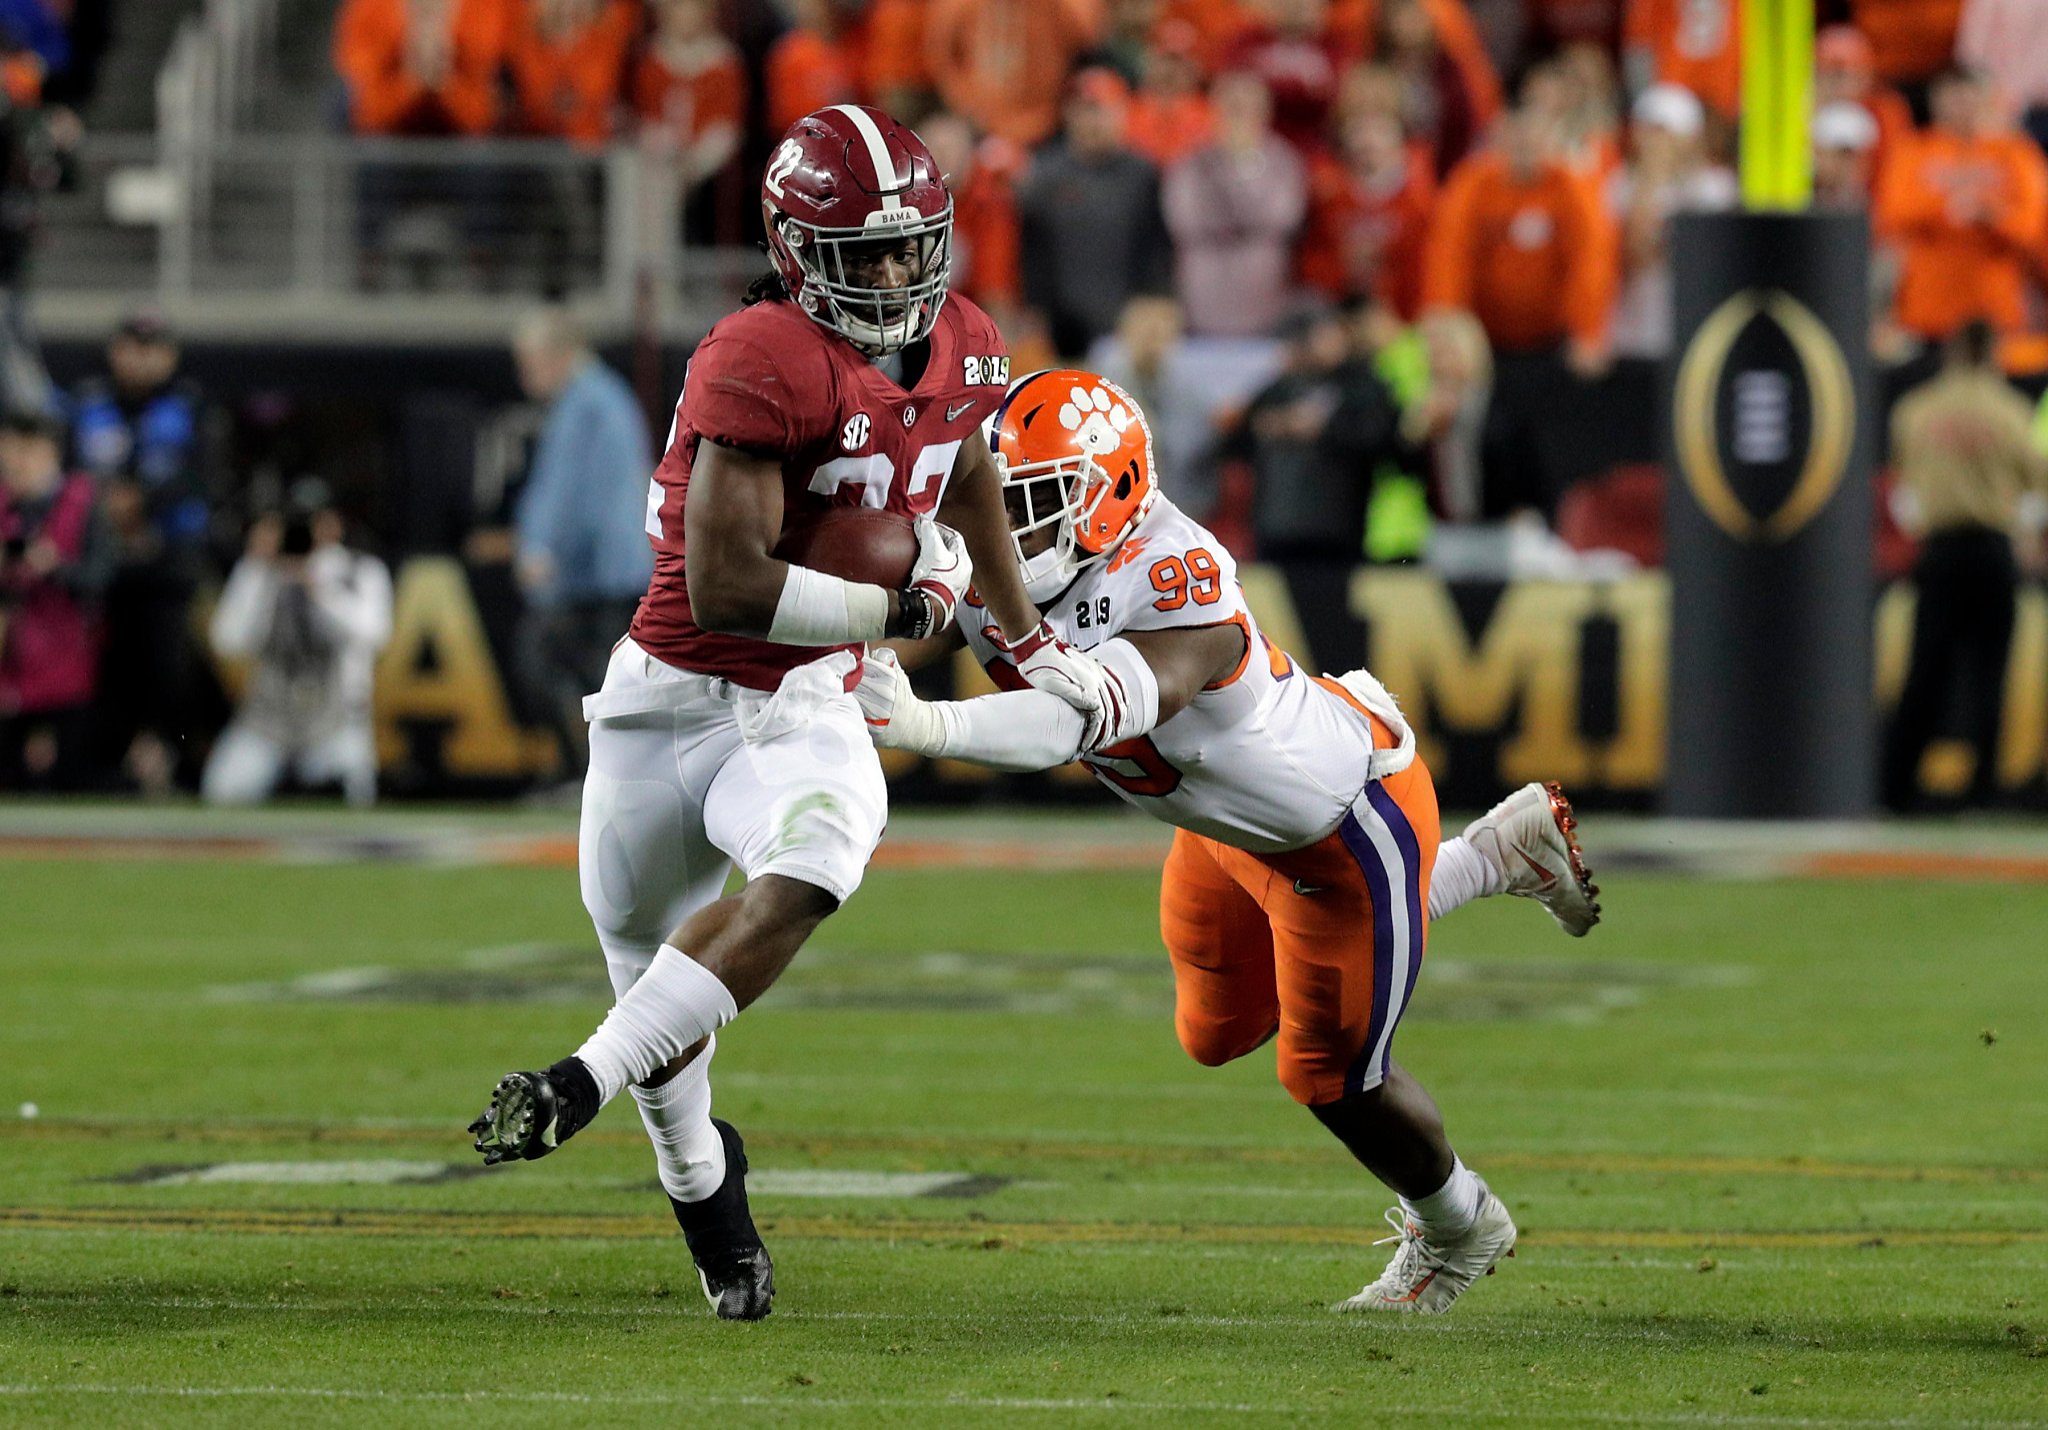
<box><xmin>1428</xmin><ymin>836</ymin><xmax>1505</xmax><ymax>920</ymax></box>
<box><xmin>630</xmin><ymin>1035</ymin><xmax>728</xmax><ymax>1203</ymax></box>
<box><xmin>575</xmin><ymin>945</ymin><xmax>738</xmax><ymax>1103</ymax></box>
<box><xmin>1400</xmin><ymin>1155</ymin><xmax>1483</xmax><ymax>1240</ymax></box>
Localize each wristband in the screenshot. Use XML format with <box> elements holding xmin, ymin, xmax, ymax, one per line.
<box><xmin>887</xmin><ymin>586</ymin><xmax>937</xmax><ymax>642</ymax></box>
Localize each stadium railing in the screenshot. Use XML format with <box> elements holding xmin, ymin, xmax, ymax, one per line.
<box><xmin>36</xmin><ymin>133</ymin><xmax>765</xmax><ymax>344</ymax></box>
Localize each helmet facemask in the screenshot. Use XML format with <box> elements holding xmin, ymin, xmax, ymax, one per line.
<box><xmin>1000</xmin><ymin>451</ymin><xmax>1119</xmax><ymax>603</ymax></box>
<box><xmin>780</xmin><ymin>207</ymin><xmax>953</xmax><ymax>356</ymax></box>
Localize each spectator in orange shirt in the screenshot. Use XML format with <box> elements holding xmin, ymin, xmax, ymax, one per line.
<box><xmin>852</xmin><ymin>0</ymin><xmax>933</xmax><ymax>118</ymax></box>
<box><xmin>1122</xmin><ymin>19</ymin><xmax>1217</xmax><ymax>167</ymax></box>
<box><xmin>1299</xmin><ymin>107</ymin><xmax>1436</xmax><ymax>317</ymax></box>
<box><xmin>633</xmin><ymin>0</ymin><xmax>746</xmax><ymax>242</ymax></box>
<box><xmin>1849</xmin><ymin>0</ymin><xmax>1963</xmax><ymax>91</ymax></box>
<box><xmin>1158</xmin><ymin>0</ymin><xmax>1258</xmax><ymax>70</ymax></box>
<box><xmin>1623</xmin><ymin>0</ymin><xmax>1737</xmax><ymax>120</ymax></box>
<box><xmin>1424</xmin><ymin>103</ymin><xmax>1615</xmax><ymax>364</ymax></box>
<box><xmin>506</xmin><ymin>0</ymin><xmax>638</xmax><ymax>146</ymax></box>
<box><xmin>1424</xmin><ymin>102</ymin><xmax>1618</xmax><ymax>512</ymax></box>
<box><xmin>333</xmin><ymin>0</ymin><xmax>510</xmax><ymax>137</ymax></box>
<box><xmin>920</xmin><ymin>110</ymin><xmax>1025</xmax><ymax>316</ymax></box>
<box><xmin>334</xmin><ymin>0</ymin><xmax>517</xmax><ymax>287</ymax></box>
<box><xmin>926</xmin><ymin>0</ymin><xmax>1105</xmax><ymax>150</ymax></box>
<box><xmin>1817</xmin><ymin>24</ymin><xmax>1914</xmax><ymax>179</ymax></box>
<box><xmin>763</xmin><ymin>0</ymin><xmax>861</xmax><ymax>136</ymax></box>
<box><xmin>1877</xmin><ymin>65</ymin><xmax>2048</xmax><ymax>342</ymax></box>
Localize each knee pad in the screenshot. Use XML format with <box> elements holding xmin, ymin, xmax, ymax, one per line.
<box><xmin>579</xmin><ymin>769</ymin><xmax>687</xmax><ymax>946</ymax></box>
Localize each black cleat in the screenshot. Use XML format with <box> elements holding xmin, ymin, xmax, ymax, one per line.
<box><xmin>672</xmin><ymin>1118</ymin><xmax>775</xmax><ymax>1320</ymax></box>
<box><xmin>467</xmin><ymin>1058</ymin><xmax>598</xmax><ymax>1166</ymax></box>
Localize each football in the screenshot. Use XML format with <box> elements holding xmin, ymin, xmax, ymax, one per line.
<box><xmin>773</xmin><ymin>506</ymin><xmax>919</xmax><ymax>589</ymax></box>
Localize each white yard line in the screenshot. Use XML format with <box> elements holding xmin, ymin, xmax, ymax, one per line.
<box><xmin>0</xmin><ymin>1383</ymin><xmax>2031</xmax><ymax>1427</ymax></box>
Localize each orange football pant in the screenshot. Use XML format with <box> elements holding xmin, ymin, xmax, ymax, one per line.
<box><xmin>1159</xmin><ymin>710</ymin><xmax>1439</xmax><ymax>1107</ymax></box>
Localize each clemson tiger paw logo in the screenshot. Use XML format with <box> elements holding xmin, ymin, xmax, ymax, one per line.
<box><xmin>1058</xmin><ymin>385</ymin><xmax>1134</xmax><ymax>455</ymax></box>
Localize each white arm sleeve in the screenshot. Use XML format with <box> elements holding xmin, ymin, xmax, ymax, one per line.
<box><xmin>922</xmin><ymin>638</ymin><xmax>1163</xmax><ymax>771</ymax></box>
<box><xmin>929</xmin><ymin>688</ymin><xmax>1091</xmax><ymax>772</ymax></box>
<box><xmin>767</xmin><ymin>563</ymin><xmax>891</xmax><ymax>645</ymax></box>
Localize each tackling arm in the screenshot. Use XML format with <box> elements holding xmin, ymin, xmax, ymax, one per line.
<box><xmin>859</xmin><ymin>621</ymin><xmax>1245</xmax><ymax>772</ymax></box>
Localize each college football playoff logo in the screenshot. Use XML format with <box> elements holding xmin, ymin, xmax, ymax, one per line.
<box><xmin>1673</xmin><ymin>289</ymin><xmax>1855</xmax><ymax>544</ymax></box>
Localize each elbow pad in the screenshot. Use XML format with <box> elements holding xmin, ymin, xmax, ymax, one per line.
<box><xmin>767</xmin><ymin>563</ymin><xmax>891</xmax><ymax>646</ymax></box>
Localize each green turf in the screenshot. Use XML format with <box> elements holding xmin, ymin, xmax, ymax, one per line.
<box><xmin>3</xmin><ymin>827</ymin><xmax>2046</xmax><ymax>1427</ymax></box>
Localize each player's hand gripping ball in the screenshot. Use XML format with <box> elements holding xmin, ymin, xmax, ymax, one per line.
<box><xmin>907</xmin><ymin>517</ymin><xmax>973</xmax><ymax>633</ymax></box>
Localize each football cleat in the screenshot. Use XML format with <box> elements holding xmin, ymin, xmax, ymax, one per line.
<box><xmin>466</xmin><ymin>1060</ymin><xmax>595</xmax><ymax>1166</ymax></box>
<box><xmin>1463</xmin><ymin>781</ymin><xmax>1601</xmax><ymax>936</ymax></box>
<box><xmin>673</xmin><ymin>1118</ymin><xmax>775</xmax><ymax>1321</ymax></box>
<box><xmin>1335</xmin><ymin>1183</ymin><xmax>1518</xmax><ymax>1315</ymax></box>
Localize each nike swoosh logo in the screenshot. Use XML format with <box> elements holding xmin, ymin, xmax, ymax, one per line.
<box><xmin>1512</xmin><ymin>846</ymin><xmax>1559</xmax><ymax>889</ymax></box>
<box><xmin>946</xmin><ymin>401</ymin><xmax>977</xmax><ymax>421</ymax></box>
<box><xmin>1292</xmin><ymin>879</ymin><xmax>1327</xmax><ymax>896</ymax></box>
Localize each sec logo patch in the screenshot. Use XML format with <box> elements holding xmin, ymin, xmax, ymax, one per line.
<box><xmin>841</xmin><ymin>413</ymin><xmax>871</xmax><ymax>451</ymax></box>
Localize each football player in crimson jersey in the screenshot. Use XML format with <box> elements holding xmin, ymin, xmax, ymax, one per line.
<box><xmin>859</xmin><ymin>370</ymin><xmax>1602</xmax><ymax>1315</ymax></box>
<box><xmin>466</xmin><ymin>107</ymin><xmax>1118</xmax><ymax>1320</ymax></box>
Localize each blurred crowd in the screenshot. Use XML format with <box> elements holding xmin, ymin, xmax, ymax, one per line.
<box><xmin>13</xmin><ymin>0</ymin><xmax>2048</xmax><ymax>804</ymax></box>
<box><xmin>327</xmin><ymin>1</ymin><xmax>2048</xmax><ymax>530</ymax></box>
<box><xmin>0</xmin><ymin>0</ymin><xmax>108</xmax><ymax>415</ymax></box>
<box><xmin>0</xmin><ymin>298</ymin><xmax>670</xmax><ymax>803</ymax></box>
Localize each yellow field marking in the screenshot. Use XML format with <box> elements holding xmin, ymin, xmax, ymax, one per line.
<box><xmin>3</xmin><ymin>1119</ymin><xmax>2038</xmax><ymax>1187</ymax></box>
<box><xmin>2</xmin><ymin>1204</ymin><xmax>2042</xmax><ymax>1251</ymax></box>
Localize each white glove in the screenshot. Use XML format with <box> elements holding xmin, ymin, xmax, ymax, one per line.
<box><xmin>855</xmin><ymin>648</ymin><xmax>942</xmax><ymax>754</ymax></box>
<box><xmin>907</xmin><ymin>517</ymin><xmax>973</xmax><ymax>634</ymax></box>
<box><xmin>987</xmin><ymin>619</ymin><xmax>1112</xmax><ymax>734</ymax></box>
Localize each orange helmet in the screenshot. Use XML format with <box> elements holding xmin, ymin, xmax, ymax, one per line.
<box><xmin>986</xmin><ymin>369</ymin><xmax>1159</xmax><ymax>601</ymax></box>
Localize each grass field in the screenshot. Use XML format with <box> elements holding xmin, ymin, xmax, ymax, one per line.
<box><xmin>3</xmin><ymin>806</ymin><xmax>2046</xmax><ymax>1427</ymax></box>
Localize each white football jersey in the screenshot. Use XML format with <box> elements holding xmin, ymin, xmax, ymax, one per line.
<box><xmin>960</xmin><ymin>499</ymin><xmax>1381</xmax><ymax>853</ymax></box>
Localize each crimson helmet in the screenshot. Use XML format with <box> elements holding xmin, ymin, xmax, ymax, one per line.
<box><xmin>761</xmin><ymin>105</ymin><xmax>953</xmax><ymax>355</ymax></box>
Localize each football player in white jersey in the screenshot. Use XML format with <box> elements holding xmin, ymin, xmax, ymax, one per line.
<box><xmin>857</xmin><ymin>370</ymin><xmax>1601</xmax><ymax>1314</ymax></box>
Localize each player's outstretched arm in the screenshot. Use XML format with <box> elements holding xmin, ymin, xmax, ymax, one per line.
<box><xmin>939</xmin><ymin>429</ymin><xmax>1039</xmax><ymax>642</ymax></box>
<box><xmin>685</xmin><ymin>438</ymin><xmax>922</xmax><ymax>642</ymax></box>
<box><xmin>858</xmin><ymin>621</ymin><xmax>1244</xmax><ymax>772</ymax></box>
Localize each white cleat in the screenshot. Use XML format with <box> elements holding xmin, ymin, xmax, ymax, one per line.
<box><xmin>1335</xmin><ymin>1184</ymin><xmax>1518</xmax><ymax>1316</ymax></box>
<box><xmin>1463</xmin><ymin>781</ymin><xmax>1600</xmax><ymax>936</ymax></box>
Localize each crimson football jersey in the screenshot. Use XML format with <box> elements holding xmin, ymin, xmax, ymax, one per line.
<box><xmin>631</xmin><ymin>293</ymin><xmax>1012</xmax><ymax>690</ymax></box>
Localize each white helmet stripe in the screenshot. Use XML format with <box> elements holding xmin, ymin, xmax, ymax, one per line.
<box><xmin>830</xmin><ymin>104</ymin><xmax>904</xmax><ymax>210</ymax></box>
